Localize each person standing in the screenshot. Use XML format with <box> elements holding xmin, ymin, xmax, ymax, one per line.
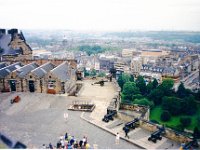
<box><xmin>64</xmin><ymin>112</ymin><xmax>68</xmax><ymax>122</ymax></box>
<box><xmin>115</xmin><ymin>133</ymin><xmax>120</xmax><ymax>144</ymax></box>
<box><xmin>124</xmin><ymin>126</ymin><xmax>130</xmax><ymax>139</ymax></box>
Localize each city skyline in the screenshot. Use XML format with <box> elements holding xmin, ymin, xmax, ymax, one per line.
<box><xmin>0</xmin><ymin>0</ymin><xmax>200</xmax><ymax>31</ymax></box>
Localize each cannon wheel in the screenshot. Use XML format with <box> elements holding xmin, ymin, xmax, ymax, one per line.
<box><xmin>152</xmin><ymin>138</ymin><xmax>157</xmax><ymax>143</ymax></box>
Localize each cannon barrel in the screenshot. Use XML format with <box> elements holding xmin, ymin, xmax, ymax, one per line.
<box><xmin>125</xmin><ymin>118</ymin><xmax>139</xmax><ymax>127</ymax></box>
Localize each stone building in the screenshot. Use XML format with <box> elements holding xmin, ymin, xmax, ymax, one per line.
<box><xmin>7</xmin><ymin>62</ymin><xmax>39</xmax><ymax>92</ymax></box>
<box><xmin>45</xmin><ymin>61</ymin><xmax>76</xmax><ymax>94</ymax></box>
<box><xmin>0</xmin><ymin>62</ymin><xmax>23</xmax><ymax>92</ymax></box>
<box><xmin>27</xmin><ymin>62</ymin><xmax>55</xmax><ymax>93</ymax></box>
<box><xmin>0</xmin><ymin>28</ymin><xmax>78</xmax><ymax>94</ymax></box>
<box><xmin>130</xmin><ymin>57</ymin><xmax>142</xmax><ymax>77</ymax></box>
<box><xmin>0</xmin><ymin>29</ymin><xmax>32</xmax><ymax>62</ymax></box>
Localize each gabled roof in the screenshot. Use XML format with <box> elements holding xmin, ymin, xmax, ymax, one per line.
<box><xmin>0</xmin><ymin>34</ymin><xmax>23</xmax><ymax>56</ymax></box>
<box><xmin>16</xmin><ymin>62</ymin><xmax>39</xmax><ymax>78</ymax></box>
<box><xmin>31</xmin><ymin>62</ymin><xmax>55</xmax><ymax>78</ymax></box>
<box><xmin>0</xmin><ymin>62</ymin><xmax>23</xmax><ymax>78</ymax></box>
<box><xmin>0</xmin><ymin>62</ymin><xmax>7</xmax><ymax>69</ymax></box>
<box><xmin>50</xmin><ymin>61</ymin><xmax>71</xmax><ymax>82</ymax></box>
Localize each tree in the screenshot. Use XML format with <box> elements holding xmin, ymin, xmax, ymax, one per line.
<box><xmin>98</xmin><ymin>72</ymin><xmax>106</xmax><ymax>77</ymax></box>
<box><xmin>146</xmin><ymin>81</ymin><xmax>153</xmax><ymax>94</ymax></box>
<box><xmin>90</xmin><ymin>69</ymin><xmax>96</xmax><ymax>76</ymax></box>
<box><xmin>132</xmin><ymin>94</ymin><xmax>143</xmax><ymax>100</ymax></box>
<box><xmin>122</xmin><ymin>82</ymin><xmax>140</xmax><ymax>103</ymax></box>
<box><xmin>117</xmin><ymin>74</ymin><xmax>124</xmax><ymax>89</ymax></box>
<box><xmin>193</xmin><ymin>127</ymin><xmax>200</xmax><ymax>139</ymax></box>
<box><xmin>117</xmin><ymin>73</ymin><xmax>131</xmax><ymax>90</ymax></box>
<box><xmin>148</xmin><ymin>88</ymin><xmax>164</xmax><ymax>105</ymax></box>
<box><xmin>162</xmin><ymin>96</ymin><xmax>182</xmax><ymax>115</ymax></box>
<box><xmin>133</xmin><ymin>98</ymin><xmax>154</xmax><ymax>108</ymax></box>
<box><xmin>152</xmin><ymin>78</ymin><xmax>158</xmax><ymax>89</ymax></box>
<box><xmin>84</xmin><ymin>68</ymin><xmax>89</xmax><ymax>77</ymax></box>
<box><xmin>160</xmin><ymin>110</ymin><xmax>171</xmax><ymax>122</ymax></box>
<box><xmin>135</xmin><ymin>76</ymin><xmax>147</xmax><ymax>95</ymax></box>
<box><xmin>130</xmin><ymin>75</ymin><xmax>134</xmax><ymax>82</ymax></box>
<box><xmin>177</xmin><ymin>82</ymin><xmax>189</xmax><ymax>98</ymax></box>
<box><xmin>159</xmin><ymin>78</ymin><xmax>174</xmax><ymax>96</ymax></box>
<box><xmin>182</xmin><ymin>95</ymin><xmax>197</xmax><ymax>115</ymax></box>
<box><xmin>180</xmin><ymin>117</ymin><xmax>191</xmax><ymax>128</ymax></box>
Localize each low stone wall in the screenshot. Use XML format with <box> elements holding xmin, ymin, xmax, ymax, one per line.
<box><xmin>139</xmin><ymin>120</ymin><xmax>192</xmax><ymax>143</ymax></box>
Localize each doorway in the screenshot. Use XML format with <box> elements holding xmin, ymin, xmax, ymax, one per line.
<box><xmin>10</xmin><ymin>80</ymin><xmax>16</xmax><ymax>91</ymax></box>
<box><xmin>29</xmin><ymin>80</ymin><xmax>35</xmax><ymax>92</ymax></box>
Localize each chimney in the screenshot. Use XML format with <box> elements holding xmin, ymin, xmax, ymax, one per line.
<box><xmin>0</xmin><ymin>29</ymin><xmax>6</xmax><ymax>35</ymax></box>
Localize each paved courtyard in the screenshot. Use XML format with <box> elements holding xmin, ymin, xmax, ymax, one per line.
<box><xmin>0</xmin><ymin>80</ymin><xmax>139</xmax><ymax>149</ymax></box>
<box><xmin>0</xmin><ymin>79</ymin><xmax>181</xmax><ymax>149</ymax></box>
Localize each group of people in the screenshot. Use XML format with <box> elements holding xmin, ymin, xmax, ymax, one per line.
<box><xmin>43</xmin><ymin>132</ymin><xmax>90</xmax><ymax>149</ymax></box>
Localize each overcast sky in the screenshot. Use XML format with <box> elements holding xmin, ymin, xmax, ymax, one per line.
<box><xmin>0</xmin><ymin>0</ymin><xmax>200</xmax><ymax>31</ymax></box>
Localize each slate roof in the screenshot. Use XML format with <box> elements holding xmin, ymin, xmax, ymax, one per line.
<box><xmin>0</xmin><ymin>34</ymin><xmax>23</xmax><ymax>56</ymax></box>
<box><xmin>0</xmin><ymin>62</ymin><xmax>23</xmax><ymax>78</ymax></box>
<box><xmin>16</xmin><ymin>62</ymin><xmax>39</xmax><ymax>78</ymax></box>
<box><xmin>31</xmin><ymin>62</ymin><xmax>55</xmax><ymax>78</ymax></box>
<box><xmin>0</xmin><ymin>62</ymin><xmax>7</xmax><ymax>69</ymax></box>
<box><xmin>50</xmin><ymin>61</ymin><xmax>71</xmax><ymax>82</ymax></box>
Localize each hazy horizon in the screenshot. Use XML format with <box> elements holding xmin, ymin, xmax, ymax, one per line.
<box><xmin>1</xmin><ymin>0</ymin><xmax>200</xmax><ymax>31</ymax></box>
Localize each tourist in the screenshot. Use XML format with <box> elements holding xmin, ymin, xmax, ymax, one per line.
<box><xmin>65</xmin><ymin>132</ymin><xmax>68</xmax><ymax>140</ymax></box>
<box><xmin>70</xmin><ymin>136</ymin><xmax>75</xmax><ymax>145</ymax></box>
<box><xmin>61</xmin><ymin>139</ymin><xmax>65</xmax><ymax>149</ymax></box>
<box><xmin>115</xmin><ymin>132</ymin><xmax>120</xmax><ymax>144</ymax></box>
<box><xmin>124</xmin><ymin>126</ymin><xmax>130</xmax><ymax>139</ymax></box>
<box><xmin>64</xmin><ymin>112</ymin><xmax>68</xmax><ymax>122</ymax></box>
<box><xmin>79</xmin><ymin>140</ymin><xmax>83</xmax><ymax>148</ymax></box>
<box><xmin>49</xmin><ymin>143</ymin><xmax>53</xmax><ymax>149</ymax></box>
<box><xmin>42</xmin><ymin>144</ymin><xmax>46</xmax><ymax>149</ymax></box>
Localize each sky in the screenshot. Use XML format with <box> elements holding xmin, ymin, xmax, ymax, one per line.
<box><xmin>0</xmin><ymin>0</ymin><xmax>200</xmax><ymax>31</ymax></box>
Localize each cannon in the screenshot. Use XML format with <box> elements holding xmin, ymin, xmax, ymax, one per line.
<box><xmin>183</xmin><ymin>139</ymin><xmax>199</xmax><ymax>150</ymax></box>
<box><xmin>148</xmin><ymin>126</ymin><xmax>165</xmax><ymax>143</ymax></box>
<box><xmin>10</xmin><ymin>96</ymin><xmax>21</xmax><ymax>104</ymax></box>
<box><xmin>123</xmin><ymin>118</ymin><xmax>139</xmax><ymax>131</ymax></box>
<box><xmin>92</xmin><ymin>80</ymin><xmax>108</xmax><ymax>86</ymax></box>
<box><xmin>102</xmin><ymin>110</ymin><xmax>117</xmax><ymax>123</ymax></box>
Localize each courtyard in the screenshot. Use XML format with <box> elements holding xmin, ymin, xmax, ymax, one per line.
<box><xmin>0</xmin><ymin>80</ymin><xmax>139</xmax><ymax>149</ymax></box>
<box><xmin>0</xmin><ymin>79</ymin><xmax>181</xmax><ymax>149</ymax></box>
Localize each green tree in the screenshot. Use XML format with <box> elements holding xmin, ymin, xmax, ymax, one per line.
<box><xmin>193</xmin><ymin>127</ymin><xmax>200</xmax><ymax>139</ymax></box>
<box><xmin>152</xmin><ymin>78</ymin><xmax>158</xmax><ymax>89</ymax></box>
<box><xmin>84</xmin><ymin>68</ymin><xmax>89</xmax><ymax>77</ymax></box>
<box><xmin>180</xmin><ymin>117</ymin><xmax>191</xmax><ymax>128</ymax></box>
<box><xmin>159</xmin><ymin>78</ymin><xmax>174</xmax><ymax>96</ymax></box>
<box><xmin>148</xmin><ymin>88</ymin><xmax>164</xmax><ymax>105</ymax></box>
<box><xmin>136</xmin><ymin>76</ymin><xmax>147</xmax><ymax>95</ymax></box>
<box><xmin>133</xmin><ymin>98</ymin><xmax>154</xmax><ymax>108</ymax></box>
<box><xmin>117</xmin><ymin>73</ymin><xmax>131</xmax><ymax>90</ymax></box>
<box><xmin>177</xmin><ymin>82</ymin><xmax>190</xmax><ymax>98</ymax></box>
<box><xmin>130</xmin><ymin>75</ymin><xmax>134</xmax><ymax>82</ymax></box>
<box><xmin>146</xmin><ymin>81</ymin><xmax>153</xmax><ymax>94</ymax></box>
<box><xmin>162</xmin><ymin>96</ymin><xmax>182</xmax><ymax>115</ymax></box>
<box><xmin>182</xmin><ymin>95</ymin><xmax>197</xmax><ymax>115</ymax></box>
<box><xmin>122</xmin><ymin>82</ymin><xmax>140</xmax><ymax>103</ymax></box>
<box><xmin>160</xmin><ymin>110</ymin><xmax>171</xmax><ymax>122</ymax></box>
<box><xmin>132</xmin><ymin>94</ymin><xmax>143</xmax><ymax>100</ymax></box>
<box><xmin>98</xmin><ymin>72</ymin><xmax>106</xmax><ymax>77</ymax></box>
<box><xmin>90</xmin><ymin>69</ymin><xmax>97</xmax><ymax>76</ymax></box>
<box><xmin>117</xmin><ymin>74</ymin><xmax>124</xmax><ymax>89</ymax></box>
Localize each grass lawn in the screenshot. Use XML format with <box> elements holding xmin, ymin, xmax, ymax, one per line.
<box><xmin>150</xmin><ymin>105</ymin><xmax>200</xmax><ymax>131</ymax></box>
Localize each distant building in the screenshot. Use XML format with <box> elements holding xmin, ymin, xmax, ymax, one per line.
<box><xmin>131</xmin><ymin>57</ymin><xmax>142</xmax><ymax>77</ymax></box>
<box><xmin>122</xmin><ymin>49</ymin><xmax>137</xmax><ymax>58</ymax></box>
